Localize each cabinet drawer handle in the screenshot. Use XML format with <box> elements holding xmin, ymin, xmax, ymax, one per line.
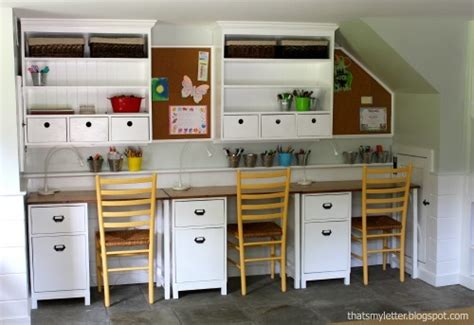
<box><xmin>43</xmin><ymin>122</ymin><xmax>50</xmax><ymax>128</ymax></box>
<box><xmin>194</xmin><ymin>237</ymin><xmax>206</xmax><ymax>244</ymax></box>
<box><xmin>321</xmin><ymin>230</ymin><xmax>332</xmax><ymax>236</ymax></box>
<box><xmin>311</xmin><ymin>118</ymin><xmax>317</xmax><ymax>124</ymax></box>
<box><xmin>194</xmin><ymin>209</ymin><xmax>206</xmax><ymax>216</ymax></box>
<box><xmin>53</xmin><ymin>244</ymin><xmax>66</xmax><ymax>252</ymax></box>
<box><xmin>127</xmin><ymin>121</ymin><xmax>133</xmax><ymax>127</ymax></box>
<box><xmin>322</xmin><ymin>202</ymin><xmax>333</xmax><ymax>209</ymax></box>
<box><xmin>275</xmin><ymin>119</ymin><xmax>281</xmax><ymax>125</ymax></box>
<box><xmin>52</xmin><ymin>215</ymin><xmax>65</xmax><ymax>223</ymax></box>
<box><xmin>238</xmin><ymin>119</ymin><xmax>244</xmax><ymax>125</ymax></box>
<box><xmin>86</xmin><ymin>121</ymin><xmax>92</xmax><ymax>128</ymax></box>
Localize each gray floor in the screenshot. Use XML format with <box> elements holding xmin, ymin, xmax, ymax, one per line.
<box><xmin>32</xmin><ymin>267</ymin><xmax>474</xmax><ymax>324</ymax></box>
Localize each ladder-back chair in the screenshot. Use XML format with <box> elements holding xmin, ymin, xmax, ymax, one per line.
<box><xmin>351</xmin><ymin>164</ymin><xmax>412</xmax><ymax>285</ymax></box>
<box><xmin>95</xmin><ymin>174</ymin><xmax>157</xmax><ymax>307</ymax></box>
<box><xmin>228</xmin><ymin>168</ymin><xmax>291</xmax><ymax>295</ymax></box>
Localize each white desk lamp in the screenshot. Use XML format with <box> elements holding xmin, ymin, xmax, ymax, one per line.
<box><xmin>173</xmin><ymin>142</ymin><xmax>214</xmax><ymax>191</ymax></box>
<box><xmin>38</xmin><ymin>146</ymin><xmax>85</xmax><ymax>196</ymax></box>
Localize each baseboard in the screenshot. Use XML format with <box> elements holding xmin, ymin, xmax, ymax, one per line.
<box><xmin>459</xmin><ymin>274</ymin><xmax>474</xmax><ymax>290</ymax></box>
<box><xmin>418</xmin><ymin>267</ymin><xmax>460</xmax><ymax>287</ymax></box>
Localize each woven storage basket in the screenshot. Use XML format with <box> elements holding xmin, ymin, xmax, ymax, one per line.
<box><xmin>89</xmin><ymin>37</ymin><xmax>146</xmax><ymax>58</ymax></box>
<box><xmin>225</xmin><ymin>39</ymin><xmax>277</xmax><ymax>58</ymax></box>
<box><xmin>278</xmin><ymin>39</ymin><xmax>329</xmax><ymax>59</ymax></box>
<box><xmin>28</xmin><ymin>38</ymin><xmax>84</xmax><ymax>57</ymax></box>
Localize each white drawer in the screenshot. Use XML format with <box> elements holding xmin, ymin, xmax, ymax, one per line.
<box><xmin>297</xmin><ymin>114</ymin><xmax>331</xmax><ymax>137</ymax></box>
<box><xmin>30</xmin><ymin>205</ymin><xmax>86</xmax><ymax>235</ymax></box>
<box><xmin>27</xmin><ymin>117</ymin><xmax>67</xmax><ymax>143</ymax></box>
<box><xmin>261</xmin><ymin>114</ymin><xmax>296</xmax><ymax>138</ymax></box>
<box><xmin>32</xmin><ymin>235</ymin><xmax>88</xmax><ymax>292</ymax></box>
<box><xmin>223</xmin><ymin>115</ymin><xmax>259</xmax><ymax>139</ymax></box>
<box><xmin>174</xmin><ymin>199</ymin><xmax>225</xmax><ymax>227</ymax></box>
<box><xmin>110</xmin><ymin>117</ymin><xmax>149</xmax><ymax>142</ymax></box>
<box><xmin>175</xmin><ymin>228</ymin><xmax>225</xmax><ymax>283</ymax></box>
<box><xmin>303</xmin><ymin>221</ymin><xmax>350</xmax><ymax>273</ymax></box>
<box><xmin>69</xmin><ymin>117</ymin><xmax>108</xmax><ymax>142</ymax></box>
<box><xmin>303</xmin><ymin>193</ymin><xmax>350</xmax><ymax>221</ymax></box>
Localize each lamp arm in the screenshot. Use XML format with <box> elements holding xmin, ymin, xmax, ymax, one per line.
<box><xmin>42</xmin><ymin>146</ymin><xmax>85</xmax><ymax>193</ymax></box>
<box><xmin>178</xmin><ymin>142</ymin><xmax>190</xmax><ymax>188</ymax></box>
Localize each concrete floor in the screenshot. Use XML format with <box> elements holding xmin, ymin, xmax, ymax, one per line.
<box><xmin>32</xmin><ymin>267</ymin><xmax>474</xmax><ymax>324</ymax></box>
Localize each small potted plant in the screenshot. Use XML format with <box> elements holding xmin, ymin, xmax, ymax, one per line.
<box><xmin>277</xmin><ymin>92</ymin><xmax>293</xmax><ymax>111</ymax></box>
<box><xmin>292</xmin><ymin>89</ymin><xmax>314</xmax><ymax>112</ymax></box>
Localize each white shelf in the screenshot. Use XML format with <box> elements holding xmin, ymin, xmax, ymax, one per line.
<box><xmin>223</xmin><ymin>58</ymin><xmax>331</xmax><ymax>63</ymax></box>
<box><xmin>25</xmin><ymin>57</ymin><xmax>149</xmax><ymax>62</ymax></box>
<box><xmin>24</xmin><ymin>86</ymin><xmax>148</xmax><ymax>90</ymax></box>
<box><xmin>223</xmin><ymin>84</ymin><xmax>322</xmax><ymax>89</ymax></box>
<box><xmin>26</xmin><ymin>113</ymin><xmax>149</xmax><ymax>118</ymax></box>
<box><xmin>223</xmin><ymin>111</ymin><xmax>331</xmax><ymax>115</ymax></box>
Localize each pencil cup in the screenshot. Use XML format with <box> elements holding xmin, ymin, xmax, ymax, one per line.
<box><xmin>108</xmin><ymin>158</ymin><xmax>123</xmax><ymax>172</ymax></box>
<box><xmin>88</xmin><ymin>159</ymin><xmax>103</xmax><ymax>173</ymax></box>
<box><xmin>228</xmin><ymin>156</ymin><xmax>241</xmax><ymax>168</ymax></box>
<box><xmin>243</xmin><ymin>154</ymin><xmax>257</xmax><ymax>168</ymax></box>
<box><xmin>294</xmin><ymin>153</ymin><xmax>307</xmax><ymax>166</ymax></box>
<box><xmin>261</xmin><ymin>154</ymin><xmax>275</xmax><ymax>167</ymax></box>
<box><xmin>278</xmin><ymin>153</ymin><xmax>292</xmax><ymax>167</ymax></box>
<box><xmin>128</xmin><ymin>157</ymin><xmax>142</xmax><ymax>172</ymax></box>
<box><xmin>362</xmin><ymin>152</ymin><xmax>371</xmax><ymax>164</ymax></box>
<box><xmin>31</xmin><ymin>72</ymin><xmax>47</xmax><ymax>86</ymax></box>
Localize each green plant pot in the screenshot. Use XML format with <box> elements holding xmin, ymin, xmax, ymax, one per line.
<box><xmin>295</xmin><ymin>97</ymin><xmax>310</xmax><ymax>111</ymax></box>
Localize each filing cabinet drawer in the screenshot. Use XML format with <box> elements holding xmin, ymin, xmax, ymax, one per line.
<box><xmin>296</xmin><ymin>114</ymin><xmax>331</xmax><ymax>137</ymax></box>
<box><xmin>175</xmin><ymin>228</ymin><xmax>225</xmax><ymax>283</ymax></box>
<box><xmin>174</xmin><ymin>199</ymin><xmax>225</xmax><ymax>227</ymax></box>
<box><xmin>110</xmin><ymin>117</ymin><xmax>149</xmax><ymax>142</ymax></box>
<box><xmin>303</xmin><ymin>221</ymin><xmax>349</xmax><ymax>273</ymax></box>
<box><xmin>32</xmin><ymin>235</ymin><xmax>88</xmax><ymax>292</ymax></box>
<box><xmin>261</xmin><ymin>114</ymin><xmax>296</xmax><ymax>138</ymax></box>
<box><xmin>223</xmin><ymin>115</ymin><xmax>259</xmax><ymax>139</ymax></box>
<box><xmin>69</xmin><ymin>117</ymin><xmax>108</xmax><ymax>142</ymax></box>
<box><xmin>30</xmin><ymin>205</ymin><xmax>86</xmax><ymax>234</ymax></box>
<box><xmin>303</xmin><ymin>193</ymin><xmax>350</xmax><ymax>221</ymax></box>
<box><xmin>27</xmin><ymin>117</ymin><xmax>67</xmax><ymax>143</ymax></box>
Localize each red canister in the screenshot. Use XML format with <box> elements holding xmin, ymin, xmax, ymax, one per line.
<box><xmin>109</xmin><ymin>96</ymin><xmax>143</xmax><ymax>113</ymax></box>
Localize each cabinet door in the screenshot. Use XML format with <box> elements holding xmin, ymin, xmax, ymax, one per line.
<box><xmin>223</xmin><ymin>115</ymin><xmax>259</xmax><ymax>139</ymax></box>
<box><xmin>27</xmin><ymin>117</ymin><xmax>67</xmax><ymax>143</ymax></box>
<box><xmin>296</xmin><ymin>114</ymin><xmax>331</xmax><ymax>137</ymax></box>
<box><xmin>303</xmin><ymin>221</ymin><xmax>349</xmax><ymax>273</ymax></box>
<box><xmin>261</xmin><ymin>114</ymin><xmax>296</xmax><ymax>138</ymax></box>
<box><xmin>111</xmin><ymin>117</ymin><xmax>149</xmax><ymax>142</ymax></box>
<box><xmin>175</xmin><ymin>228</ymin><xmax>224</xmax><ymax>283</ymax></box>
<box><xmin>70</xmin><ymin>117</ymin><xmax>108</xmax><ymax>142</ymax></box>
<box><xmin>32</xmin><ymin>235</ymin><xmax>87</xmax><ymax>292</ymax></box>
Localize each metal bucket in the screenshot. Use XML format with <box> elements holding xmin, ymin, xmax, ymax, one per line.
<box><xmin>243</xmin><ymin>154</ymin><xmax>257</xmax><ymax>167</ymax></box>
<box><xmin>88</xmin><ymin>159</ymin><xmax>103</xmax><ymax>173</ymax></box>
<box><xmin>108</xmin><ymin>159</ymin><xmax>123</xmax><ymax>172</ymax></box>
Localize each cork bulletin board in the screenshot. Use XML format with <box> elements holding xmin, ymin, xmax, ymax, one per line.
<box><xmin>333</xmin><ymin>49</ymin><xmax>392</xmax><ymax>135</ymax></box>
<box><xmin>151</xmin><ymin>47</ymin><xmax>212</xmax><ymax>139</ymax></box>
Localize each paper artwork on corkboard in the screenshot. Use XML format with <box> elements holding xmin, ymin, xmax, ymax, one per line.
<box><xmin>169</xmin><ymin>105</ymin><xmax>207</xmax><ymax>135</ymax></box>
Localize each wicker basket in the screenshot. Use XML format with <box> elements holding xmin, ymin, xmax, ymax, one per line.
<box><xmin>89</xmin><ymin>37</ymin><xmax>146</xmax><ymax>58</ymax></box>
<box><xmin>278</xmin><ymin>39</ymin><xmax>329</xmax><ymax>59</ymax></box>
<box><xmin>225</xmin><ymin>39</ymin><xmax>277</xmax><ymax>58</ymax></box>
<box><xmin>28</xmin><ymin>38</ymin><xmax>85</xmax><ymax>57</ymax></box>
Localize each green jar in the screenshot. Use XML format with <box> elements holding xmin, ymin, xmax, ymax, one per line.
<box><xmin>295</xmin><ymin>97</ymin><xmax>311</xmax><ymax>111</ymax></box>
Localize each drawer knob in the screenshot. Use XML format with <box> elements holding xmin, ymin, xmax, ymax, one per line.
<box><xmin>275</xmin><ymin>119</ymin><xmax>281</xmax><ymax>125</ymax></box>
<box><xmin>194</xmin><ymin>237</ymin><xmax>206</xmax><ymax>244</ymax></box>
<box><xmin>322</xmin><ymin>202</ymin><xmax>333</xmax><ymax>209</ymax></box>
<box><xmin>43</xmin><ymin>122</ymin><xmax>50</xmax><ymax>128</ymax></box>
<box><xmin>194</xmin><ymin>209</ymin><xmax>206</xmax><ymax>216</ymax></box>
<box><xmin>311</xmin><ymin>118</ymin><xmax>317</xmax><ymax>124</ymax></box>
<box><xmin>86</xmin><ymin>121</ymin><xmax>92</xmax><ymax>128</ymax></box>
<box><xmin>321</xmin><ymin>229</ymin><xmax>332</xmax><ymax>236</ymax></box>
<box><xmin>127</xmin><ymin>121</ymin><xmax>133</xmax><ymax>127</ymax></box>
<box><xmin>53</xmin><ymin>244</ymin><xmax>66</xmax><ymax>252</ymax></box>
<box><xmin>238</xmin><ymin>119</ymin><xmax>244</xmax><ymax>125</ymax></box>
<box><xmin>52</xmin><ymin>215</ymin><xmax>65</xmax><ymax>223</ymax></box>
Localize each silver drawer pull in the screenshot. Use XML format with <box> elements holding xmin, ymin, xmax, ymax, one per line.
<box><xmin>322</xmin><ymin>202</ymin><xmax>333</xmax><ymax>209</ymax></box>
<box><xmin>194</xmin><ymin>237</ymin><xmax>206</xmax><ymax>244</ymax></box>
<box><xmin>194</xmin><ymin>209</ymin><xmax>206</xmax><ymax>216</ymax></box>
<box><xmin>52</xmin><ymin>215</ymin><xmax>65</xmax><ymax>222</ymax></box>
<box><xmin>321</xmin><ymin>230</ymin><xmax>332</xmax><ymax>236</ymax></box>
<box><xmin>53</xmin><ymin>244</ymin><xmax>66</xmax><ymax>252</ymax></box>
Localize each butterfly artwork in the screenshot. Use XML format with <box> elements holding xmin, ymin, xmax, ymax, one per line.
<box><xmin>181</xmin><ymin>75</ymin><xmax>209</xmax><ymax>104</ymax></box>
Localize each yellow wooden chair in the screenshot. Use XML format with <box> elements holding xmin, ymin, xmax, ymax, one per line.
<box><xmin>95</xmin><ymin>174</ymin><xmax>157</xmax><ymax>307</ymax></box>
<box><xmin>228</xmin><ymin>168</ymin><xmax>291</xmax><ymax>295</ymax></box>
<box><xmin>351</xmin><ymin>164</ymin><xmax>412</xmax><ymax>285</ymax></box>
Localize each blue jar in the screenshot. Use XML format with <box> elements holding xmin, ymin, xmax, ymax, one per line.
<box><xmin>278</xmin><ymin>153</ymin><xmax>292</xmax><ymax>167</ymax></box>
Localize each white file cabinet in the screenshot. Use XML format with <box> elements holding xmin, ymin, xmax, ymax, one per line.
<box><xmin>301</xmin><ymin>193</ymin><xmax>351</xmax><ymax>287</ymax></box>
<box><xmin>28</xmin><ymin>203</ymin><xmax>90</xmax><ymax>308</ymax></box>
<box><xmin>172</xmin><ymin>198</ymin><xmax>227</xmax><ymax>298</ymax></box>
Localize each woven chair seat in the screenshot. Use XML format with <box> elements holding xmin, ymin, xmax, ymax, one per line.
<box><xmin>228</xmin><ymin>222</ymin><xmax>282</xmax><ymax>238</ymax></box>
<box><xmin>352</xmin><ymin>215</ymin><xmax>402</xmax><ymax>231</ymax></box>
<box><xmin>96</xmin><ymin>229</ymin><xmax>149</xmax><ymax>247</ymax></box>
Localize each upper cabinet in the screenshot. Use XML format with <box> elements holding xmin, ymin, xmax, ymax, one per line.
<box><xmin>213</xmin><ymin>21</ymin><xmax>338</xmax><ymax>141</ymax></box>
<box><xmin>19</xmin><ymin>19</ymin><xmax>156</xmax><ymax>146</ymax></box>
